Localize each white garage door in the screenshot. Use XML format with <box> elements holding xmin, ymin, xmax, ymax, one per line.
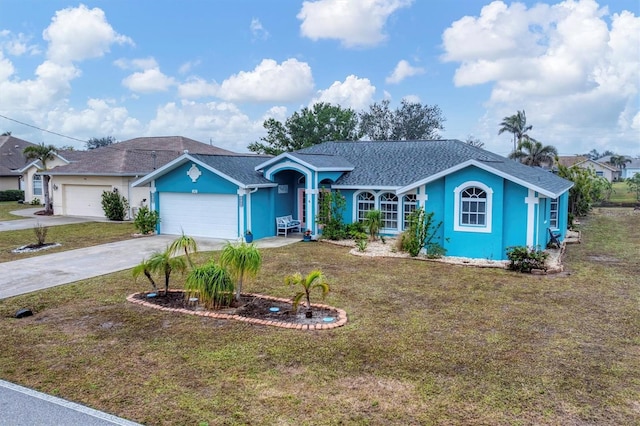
<box><xmin>159</xmin><ymin>192</ymin><xmax>238</xmax><ymax>239</ymax></box>
<box><xmin>64</xmin><ymin>185</ymin><xmax>111</xmax><ymax>217</ymax></box>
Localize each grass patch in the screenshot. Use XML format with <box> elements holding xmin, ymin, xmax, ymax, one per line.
<box><xmin>0</xmin><ymin>222</ymin><xmax>136</xmax><ymax>263</ymax></box>
<box><xmin>0</xmin><ymin>209</ymin><xmax>638</xmax><ymax>425</ymax></box>
<box><xmin>608</xmin><ymin>181</ymin><xmax>637</xmax><ymax>204</ymax></box>
<box><xmin>0</xmin><ymin>201</ymin><xmax>35</xmax><ymax>221</ymax></box>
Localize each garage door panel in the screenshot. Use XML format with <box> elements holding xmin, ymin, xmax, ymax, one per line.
<box><xmin>160</xmin><ymin>193</ymin><xmax>238</xmax><ymax>239</ymax></box>
<box><xmin>64</xmin><ymin>185</ymin><xmax>111</xmax><ymax>217</ymax></box>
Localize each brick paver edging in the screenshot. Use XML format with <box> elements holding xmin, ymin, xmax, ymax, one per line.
<box><xmin>126</xmin><ymin>291</ymin><xmax>347</xmax><ymax>330</ymax></box>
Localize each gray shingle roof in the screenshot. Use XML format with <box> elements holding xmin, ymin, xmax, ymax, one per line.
<box><xmin>46</xmin><ymin>136</ymin><xmax>236</xmax><ymax>176</ymax></box>
<box><xmin>189</xmin><ymin>154</ymin><xmax>275</xmax><ymax>186</ymax></box>
<box><xmin>288</xmin><ymin>153</ymin><xmax>354</xmax><ymax>169</ymax></box>
<box><xmin>297</xmin><ymin>140</ymin><xmax>573</xmax><ymax>196</ymax></box>
<box><xmin>0</xmin><ymin>136</ymin><xmax>36</xmax><ymax>176</ymax></box>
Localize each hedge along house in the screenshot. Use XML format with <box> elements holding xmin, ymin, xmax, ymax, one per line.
<box><xmin>133</xmin><ymin>140</ymin><xmax>573</xmax><ymax>260</ymax></box>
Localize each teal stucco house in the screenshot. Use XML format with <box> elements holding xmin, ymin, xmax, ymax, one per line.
<box><xmin>132</xmin><ymin>140</ymin><xmax>573</xmax><ymax>260</ymax></box>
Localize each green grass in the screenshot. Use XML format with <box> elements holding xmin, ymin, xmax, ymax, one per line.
<box><xmin>0</xmin><ymin>201</ymin><xmax>35</xmax><ymax>221</ymax></box>
<box><xmin>0</xmin><ymin>222</ymin><xmax>136</xmax><ymax>263</ymax></box>
<box><xmin>608</xmin><ymin>181</ymin><xmax>637</xmax><ymax>203</ymax></box>
<box><xmin>0</xmin><ymin>208</ymin><xmax>638</xmax><ymax>425</ymax></box>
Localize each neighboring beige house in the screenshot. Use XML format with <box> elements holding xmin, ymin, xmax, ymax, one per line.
<box><xmin>574</xmin><ymin>159</ymin><xmax>619</xmax><ymax>182</ymax></box>
<box><xmin>42</xmin><ymin>136</ymin><xmax>236</xmax><ymax>218</ymax></box>
<box><xmin>0</xmin><ymin>135</ymin><xmax>37</xmax><ymax>192</ymax></box>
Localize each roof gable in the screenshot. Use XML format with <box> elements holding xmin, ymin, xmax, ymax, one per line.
<box><xmin>0</xmin><ymin>136</ymin><xmax>37</xmax><ymax>175</ymax></box>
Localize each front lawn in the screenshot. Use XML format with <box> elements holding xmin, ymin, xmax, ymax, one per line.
<box><xmin>608</xmin><ymin>181</ymin><xmax>637</xmax><ymax>203</ymax></box>
<box><xmin>0</xmin><ymin>209</ymin><xmax>638</xmax><ymax>425</ymax></box>
<box><xmin>0</xmin><ymin>222</ymin><xmax>136</xmax><ymax>263</ymax></box>
<box><xmin>0</xmin><ymin>201</ymin><xmax>35</xmax><ymax>221</ymax></box>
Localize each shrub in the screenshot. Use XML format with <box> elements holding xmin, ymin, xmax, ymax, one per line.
<box><xmin>33</xmin><ymin>222</ymin><xmax>48</xmax><ymax>246</ymax></box>
<box><xmin>101</xmin><ymin>188</ymin><xmax>129</xmax><ymax>221</ymax></box>
<box><xmin>316</xmin><ymin>189</ymin><xmax>348</xmax><ymax>240</ymax></box>
<box><xmin>400</xmin><ymin>208</ymin><xmax>445</xmax><ymax>258</ymax></box>
<box><xmin>185</xmin><ymin>262</ymin><xmax>234</xmax><ymax>309</ymax></box>
<box><xmin>134</xmin><ymin>206</ymin><xmax>159</xmax><ymax>235</ymax></box>
<box><xmin>506</xmin><ymin>246</ymin><xmax>548</xmax><ymax>273</ymax></box>
<box><xmin>355</xmin><ymin>237</ymin><xmax>368</xmax><ymax>252</ymax></box>
<box><xmin>0</xmin><ymin>190</ymin><xmax>24</xmax><ymax>202</ymax></box>
<box><xmin>30</xmin><ymin>198</ymin><xmax>41</xmax><ymax>206</ymax></box>
<box><xmin>364</xmin><ymin>210</ymin><xmax>382</xmax><ymax>240</ymax></box>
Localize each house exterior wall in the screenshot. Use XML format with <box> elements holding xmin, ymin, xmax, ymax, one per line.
<box><xmin>502</xmin><ymin>181</ymin><xmax>528</xmax><ymax>252</ymax></box>
<box><xmin>623</xmin><ymin>167</ymin><xmax>640</xmax><ymax>179</ymax></box>
<box><xmin>22</xmin><ymin>157</ymin><xmax>69</xmax><ymax>204</ymax></box>
<box><xmin>50</xmin><ymin>175</ymin><xmax>150</xmax><ymax>218</ymax></box>
<box><xmin>0</xmin><ymin>176</ymin><xmax>22</xmax><ymax>191</ymax></box>
<box><xmin>249</xmin><ymin>188</ymin><xmax>275</xmax><ymax>239</ymax></box>
<box><xmin>576</xmin><ymin>162</ymin><xmax>617</xmax><ymax>182</ymax></box>
<box><xmin>443</xmin><ymin>166</ymin><xmax>506</xmax><ymax>260</ymax></box>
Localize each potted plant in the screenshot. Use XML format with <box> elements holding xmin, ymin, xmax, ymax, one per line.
<box><xmin>303</xmin><ymin>229</ymin><xmax>312</xmax><ymax>242</ymax></box>
<box><xmin>244</xmin><ymin>230</ymin><xmax>253</xmax><ymax>243</ymax></box>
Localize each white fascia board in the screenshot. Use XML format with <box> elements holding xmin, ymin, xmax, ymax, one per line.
<box><xmin>54</xmin><ymin>153</ymin><xmax>72</xmax><ymax>164</ymax></box>
<box><xmin>247</xmin><ymin>183</ymin><xmax>278</xmax><ymax>188</ymax></box>
<box><xmin>397</xmin><ymin>159</ymin><xmax>570</xmax><ymax>199</ymax></box>
<box><xmin>14</xmin><ymin>160</ymin><xmax>42</xmax><ymax>173</ymax></box>
<box><xmin>254</xmin><ymin>152</ymin><xmax>353</xmax><ymax>173</ymax></box>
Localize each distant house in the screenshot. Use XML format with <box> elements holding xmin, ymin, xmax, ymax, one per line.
<box><xmin>621</xmin><ymin>158</ymin><xmax>640</xmax><ymax>179</ymax></box>
<box><xmin>574</xmin><ymin>159</ymin><xmax>619</xmax><ymax>182</ymax></box>
<box><xmin>133</xmin><ymin>140</ymin><xmax>573</xmax><ymax>260</ymax></box>
<box><xmin>19</xmin><ymin>136</ymin><xmax>235</xmax><ymax>218</ymax></box>
<box><xmin>0</xmin><ymin>135</ymin><xmax>37</xmax><ymax>192</ymax></box>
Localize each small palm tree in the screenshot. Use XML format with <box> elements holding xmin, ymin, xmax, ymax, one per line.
<box><xmin>23</xmin><ymin>143</ymin><xmax>57</xmax><ymax>214</ymax></box>
<box><xmin>364</xmin><ymin>209</ymin><xmax>382</xmax><ymax>240</ymax></box>
<box><xmin>219</xmin><ymin>242</ymin><xmax>262</xmax><ymax>302</ymax></box>
<box><xmin>498</xmin><ymin>110</ymin><xmax>533</xmax><ymax>155</ymax></box>
<box><xmin>132</xmin><ymin>258</ymin><xmax>158</xmax><ymax>293</ymax></box>
<box><xmin>285</xmin><ymin>270</ymin><xmax>330</xmax><ymax>317</ymax></box>
<box><xmin>168</xmin><ymin>232</ymin><xmax>198</xmax><ymax>267</ymax></box>
<box><xmin>509</xmin><ymin>137</ymin><xmax>558</xmax><ymax>167</ymax></box>
<box><xmin>146</xmin><ymin>248</ymin><xmax>187</xmax><ymax>295</ymax></box>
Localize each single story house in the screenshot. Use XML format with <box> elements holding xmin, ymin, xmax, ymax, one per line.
<box><xmin>0</xmin><ymin>135</ymin><xmax>38</xmax><ymax>192</ymax></box>
<box><xmin>133</xmin><ymin>140</ymin><xmax>573</xmax><ymax>260</ymax></box>
<box><xmin>29</xmin><ymin>136</ymin><xmax>236</xmax><ymax>218</ymax></box>
<box><xmin>622</xmin><ymin>158</ymin><xmax>640</xmax><ymax>179</ymax></box>
<box><xmin>573</xmin><ymin>158</ymin><xmax>620</xmax><ymax>182</ymax></box>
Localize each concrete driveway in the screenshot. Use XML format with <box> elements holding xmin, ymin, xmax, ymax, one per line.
<box><xmin>0</xmin><ymin>234</ymin><xmax>299</xmax><ymax>300</ymax></box>
<box><xmin>0</xmin><ymin>207</ymin><xmax>101</xmax><ymax>232</ymax></box>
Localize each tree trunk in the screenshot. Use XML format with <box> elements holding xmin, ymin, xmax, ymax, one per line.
<box><xmin>43</xmin><ymin>175</ymin><xmax>53</xmax><ymax>214</ymax></box>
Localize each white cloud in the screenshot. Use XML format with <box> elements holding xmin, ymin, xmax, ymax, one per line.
<box><xmin>147</xmin><ymin>100</ymin><xmax>264</xmax><ymax>152</ymax></box>
<box><xmin>402</xmin><ymin>94</ymin><xmax>421</xmax><ymax>104</ymax></box>
<box><xmin>386</xmin><ymin>60</ymin><xmax>425</xmax><ymax>84</ymax></box>
<box><xmin>217</xmin><ymin>58</ymin><xmax>314</xmax><ymax>103</ymax></box>
<box><xmin>43</xmin><ymin>4</ymin><xmax>133</xmax><ymax>64</ymax></box>
<box><xmin>250</xmin><ymin>18</ymin><xmax>269</xmax><ymax>40</ymax></box>
<box><xmin>46</xmin><ymin>98</ymin><xmax>142</xmax><ymax>145</ymax></box>
<box><xmin>441</xmin><ymin>0</ymin><xmax>640</xmax><ymax>155</ymax></box>
<box><xmin>114</xmin><ymin>57</ymin><xmax>158</xmax><ymax>71</ymax></box>
<box><xmin>0</xmin><ymin>31</ymin><xmax>39</xmax><ymax>56</ymax></box>
<box><xmin>298</xmin><ymin>0</ymin><xmax>413</xmax><ymax>48</ymax></box>
<box><xmin>122</xmin><ymin>68</ymin><xmax>175</xmax><ymax>93</ymax></box>
<box><xmin>178</xmin><ymin>59</ymin><xmax>201</xmax><ymax>75</ymax></box>
<box><xmin>177</xmin><ymin>77</ymin><xmax>218</xmax><ymax>99</ymax></box>
<box><xmin>311</xmin><ymin>75</ymin><xmax>376</xmax><ymax>110</ymax></box>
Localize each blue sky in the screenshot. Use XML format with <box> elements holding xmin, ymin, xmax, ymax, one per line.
<box><xmin>0</xmin><ymin>0</ymin><xmax>638</xmax><ymax>157</ymax></box>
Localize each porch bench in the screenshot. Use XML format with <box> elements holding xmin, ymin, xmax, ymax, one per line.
<box><xmin>276</xmin><ymin>215</ymin><xmax>301</xmax><ymax>237</ymax></box>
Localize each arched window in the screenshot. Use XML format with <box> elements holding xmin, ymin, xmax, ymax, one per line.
<box><xmin>454</xmin><ymin>182</ymin><xmax>493</xmax><ymax>233</ymax></box>
<box><xmin>460</xmin><ymin>187</ymin><xmax>486</xmax><ymax>226</ymax></box>
<box><xmin>356</xmin><ymin>192</ymin><xmax>375</xmax><ymax>222</ymax></box>
<box><xmin>402</xmin><ymin>194</ymin><xmax>417</xmax><ymax>230</ymax></box>
<box><xmin>380</xmin><ymin>192</ymin><xmax>398</xmax><ymax>230</ymax></box>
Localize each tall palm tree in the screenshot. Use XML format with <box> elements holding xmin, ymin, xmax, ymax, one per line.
<box><xmin>509</xmin><ymin>137</ymin><xmax>558</xmax><ymax>167</ymax></box>
<box><xmin>168</xmin><ymin>232</ymin><xmax>198</xmax><ymax>267</ymax></box>
<box><xmin>498</xmin><ymin>110</ymin><xmax>533</xmax><ymax>155</ymax></box>
<box><xmin>23</xmin><ymin>143</ymin><xmax>57</xmax><ymax>214</ymax></box>
<box><xmin>608</xmin><ymin>155</ymin><xmax>631</xmax><ymax>170</ymax></box>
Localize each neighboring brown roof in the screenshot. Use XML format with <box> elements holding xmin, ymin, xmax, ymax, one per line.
<box><xmin>0</xmin><ymin>135</ymin><xmax>37</xmax><ymax>176</ymax></box>
<box><xmin>46</xmin><ymin>136</ymin><xmax>239</xmax><ymax>176</ymax></box>
<box><xmin>556</xmin><ymin>155</ymin><xmax>587</xmax><ymax>168</ymax></box>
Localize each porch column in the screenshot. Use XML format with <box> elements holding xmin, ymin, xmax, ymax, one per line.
<box><xmin>237</xmin><ymin>188</ymin><xmax>245</xmax><ymax>238</ymax></box>
<box><xmin>306</xmin><ymin>187</ymin><xmax>314</xmax><ymax>234</ymax></box>
<box><xmin>524</xmin><ymin>189</ymin><xmax>538</xmax><ymax>247</ymax></box>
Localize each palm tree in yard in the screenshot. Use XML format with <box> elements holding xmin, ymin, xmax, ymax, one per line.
<box><xmin>146</xmin><ymin>248</ymin><xmax>187</xmax><ymax>295</ymax></box>
<box><xmin>168</xmin><ymin>232</ymin><xmax>198</xmax><ymax>268</ymax></box>
<box><xmin>498</xmin><ymin>110</ymin><xmax>533</xmax><ymax>155</ymax></box>
<box><xmin>509</xmin><ymin>137</ymin><xmax>558</xmax><ymax>167</ymax></box>
<box><xmin>219</xmin><ymin>242</ymin><xmax>262</xmax><ymax>302</ymax></box>
<box><xmin>23</xmin><ymin>143</ymin><xmax>57</xmax><ymax>214</ymax></box>
<box><xmin>608</xmin><ymin>155</ymin><xmax>631</xmax><ymax>171</ymax></box>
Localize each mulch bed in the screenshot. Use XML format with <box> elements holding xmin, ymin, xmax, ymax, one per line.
<box><xmin>130</xmin><ymin>291</ymin><xmax>345</xmax><ymax>328</ymax></box>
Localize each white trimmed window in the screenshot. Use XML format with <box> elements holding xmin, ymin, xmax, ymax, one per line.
<box><xmin>549</xmin><ymin>198</ymin><xmax>559</xmax><ymax>229</ymax></box>
<box><xmin>454</xmin><ymin>182</ymin><xmax>493</xmax><ymax>233</ymax></box>
<box><xmin>356</xmin><ymin>192</ymin><xmax>375</xmax><ymax>222</ymax></box>
<box><xmin>402</xmin><ymin>194</ymin><xmax>417</xmax><ymax>230</ymax></box>
<box><xmin>380</xmin><ymin>192</ymin><xmax>398</xmax><ymax>230</ymax></box>
<box><xmin>33</xmin><ymin>174</ymin><xmax>43</xmax><ymax>196</ymax></box>
<box><xmin>461</xmin><ymin>187</ymin><xmax>486</xmax><ymax>226</ymax></box>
